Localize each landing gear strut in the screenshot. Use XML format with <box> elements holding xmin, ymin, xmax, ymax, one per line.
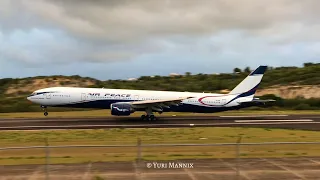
<box><xmin>41</xmin><ymin>105</ymin><xmax>48</xmax><ymax>116</ymax></box>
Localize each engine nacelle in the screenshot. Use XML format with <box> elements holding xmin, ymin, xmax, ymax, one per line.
<box><xmin>110</xmin><ymin>103</ymin><xmax>133</xmax><ymax>116</ymax></box>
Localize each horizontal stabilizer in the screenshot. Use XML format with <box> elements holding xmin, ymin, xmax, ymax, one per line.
<box><xmin>239</xmin><ymin>99</ymin><xmax>276</xmax><ymax>105</ymax></box>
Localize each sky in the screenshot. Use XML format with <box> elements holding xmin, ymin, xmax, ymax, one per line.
<box><xmin>0</xmin><ymin>0</ymin><xmax>319</xmax><ymax>80</ymax></box>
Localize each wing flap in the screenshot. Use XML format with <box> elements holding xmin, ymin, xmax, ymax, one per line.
<box><xmin>130</xmin><ymin>96</ymin><xmax>194</xmax><ymax>110</ymax></box>
<box><xmin>131</xmin><ymin>97</ymin><xmax>193</xmax><ymax>105</ymax></box>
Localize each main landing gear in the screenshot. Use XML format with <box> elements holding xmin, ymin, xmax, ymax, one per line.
<box><xmin>140</xmin><ymin>107</ymin><xmax>157</xmax><ymax>121</ymax></box>
<box><xmin>140</xmin><ymin>114</ymin><xmax>157</xmax><ymax>121</ymax></box>
<box><xmin>41</xmin><ymin>105</ymin><xmax>48</xmax><ymax>116</ymax></box>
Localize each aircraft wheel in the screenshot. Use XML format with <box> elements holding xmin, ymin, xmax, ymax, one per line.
<box><xmin>140</xmin><ymin>115</ymin><xmax>146</xmax><ymax>120</ymax></box>
<box><xmin>44</xmin><ymin>112</ymin><xmax>48</xmax><ymax>116</ymax></box>
<box><xmin>149</xmin><ymin>115</ymin><xmax>155</xmax><ymax>121</ymax></box>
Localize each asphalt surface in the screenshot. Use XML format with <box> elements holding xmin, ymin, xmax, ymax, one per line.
<box><xmin>0</xmin><ymin>114</ymin><xmax>319</xmax><ymax>130</ymax></box>
<box><xmin>1</xmin><ymin>157</ymin><xmax>320</xmax><ymax>180</ymax></box>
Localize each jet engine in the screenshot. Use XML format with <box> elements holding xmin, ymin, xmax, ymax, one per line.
<box><xmin>110</xmin><ymin>103</ymin><xmax>134</xmax><ymax>116</ymax></box>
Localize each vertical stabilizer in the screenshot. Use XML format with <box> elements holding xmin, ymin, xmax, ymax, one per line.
<box><xmin>229</xmin><ymin>66</ymin><xmax>267</xmax><ymax>96</ymax></box>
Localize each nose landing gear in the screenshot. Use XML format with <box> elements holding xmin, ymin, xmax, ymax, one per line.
<box><xmin>41</xmin><ymin>105</ymin><xmax>49</xmax><ymax>116</ymax></box>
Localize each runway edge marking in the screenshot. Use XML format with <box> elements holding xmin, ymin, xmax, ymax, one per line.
<box><xmin>235</xmin><ymin>119</ymin><xmax>314</xmax><ymax>123</ymax></box>
<box><xmin>220</xmin><ymin>115</ymin><xmax>289</xmax><ymax>117</ymax></box>
<box><xmin>261</xmin><ymin>158</ymin><xmax>306</xmax><ymax>180</ymax></box>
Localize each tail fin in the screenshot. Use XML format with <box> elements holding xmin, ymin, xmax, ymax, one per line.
<box><xmin>229</xmin><ymin>66</ymin><xmax>267</xmax><ymax>96</ymax></box>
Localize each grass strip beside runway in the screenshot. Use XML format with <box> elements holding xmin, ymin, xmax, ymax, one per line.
<box><xmin>0</xmin><ymin>110</ymin><xmax>320</xmax><ymax>118</ymax></box>
<box><xmin>0</xmin><ymin>127</ymin><xmax>319</xmax><ymax>165</ymax></box>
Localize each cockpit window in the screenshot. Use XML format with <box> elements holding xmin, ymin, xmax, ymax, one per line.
<box><xmin>30</xmin><ymin>91</ymin><xmax>56</xmax><ymax>96</ymax></box>
<box><xmin>30</xmin><ymin>92</ymin><xmax>41</xmax><ymax>96</ymax></box>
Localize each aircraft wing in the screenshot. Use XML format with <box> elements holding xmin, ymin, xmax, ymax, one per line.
<box><xmin>130</xmin><ymin>97</ymin><xmax>194</xmax><ymax>111</ymax></box>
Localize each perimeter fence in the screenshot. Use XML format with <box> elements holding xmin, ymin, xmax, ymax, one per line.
<box><xmin>0</xmin><ymin>139</ymin><xmax>319</xmax><ymax>180</ymax></box>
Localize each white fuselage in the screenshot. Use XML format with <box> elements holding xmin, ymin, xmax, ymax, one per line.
<box><xmin>27</xmin><ymin>87</ymin><xmax>253</xmax><ymax>113</ymax></box>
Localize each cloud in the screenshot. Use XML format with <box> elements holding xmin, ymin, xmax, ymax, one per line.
<box><xmin>0</xmin><ymin>0</ymin><xmax>320</xmax><ymax>69</ymax></box>
<box><xmin>19</xmin><ymin>0</ymin><xmax>320</xmax><ymax>40</ymax></box>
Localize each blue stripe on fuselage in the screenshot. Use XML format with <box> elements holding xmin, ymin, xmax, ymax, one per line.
<box><xmin>52</xmin><ymin>99</ymin><xmax>255</xmax><ymax>113</ymax></box>
<box><xmin>225</xmin><ymin>83</ymin><xmax>260</xmax><ymax>105</ymax></box>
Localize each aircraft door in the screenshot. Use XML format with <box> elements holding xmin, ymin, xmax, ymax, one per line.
<box><xmin>222</xmin><ymin>99</ymin><xmax>226</xmax><ymax>105</ymax></box>
<box><xmin>81</xmin><ymin>93</ymin><xmax>86</xmax><ymax>101</ymax></box>
<box><xmin>134</xmin><ymin>95</ymin><xmax>139</xmax><ymax>101</ymax></box>
<box><xmin>46</xmin><ymin>93</ymin><xmax>51</xmax><ymax>99</ymax></box>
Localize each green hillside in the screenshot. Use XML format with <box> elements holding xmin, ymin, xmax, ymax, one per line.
<box><xmin>90</xmin><ymin>63</ymin><xmax>320</xmax><ymax>91</ymax></box>
<box><xmin>0</xmin><ymin>63</ymin><xmax>319</xmax><ymax>113</ymax></box>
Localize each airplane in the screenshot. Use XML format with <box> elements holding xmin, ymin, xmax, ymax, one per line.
<box><xmin>27</xmin><ymin>66</ymin><xmax>275</xmax><ymax>120</ymax></box>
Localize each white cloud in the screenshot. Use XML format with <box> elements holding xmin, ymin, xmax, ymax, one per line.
<box><xmin>0</xmin><ymin>0</ymin><xmax>320</xmax><ymax>68</ymax></box>
<box><xmin>17</xmin><ymin>0</ymin><xmax>320</xmax><ymax>41</ymax></box>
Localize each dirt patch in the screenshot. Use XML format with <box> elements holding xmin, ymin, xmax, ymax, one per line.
<box><xmin>255</xmin><ymin>85</ymin><xmax>320</xmax><ymax>99</ymax></box>
<box><xmin>5</xmin><ymin>77</ymin><xmax>96</xmax><ymax>95</ymax></box>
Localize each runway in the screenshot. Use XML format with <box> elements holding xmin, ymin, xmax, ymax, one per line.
<box><xmin>0</xmin><ymin>114</ymin><xmax>319</xmax><ymax>131</ymax></box>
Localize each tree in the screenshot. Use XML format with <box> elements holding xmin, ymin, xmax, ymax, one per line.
<box><xmin>244</xmin><ymin>67</ymin><xmax>251</xmax><ymax>73</ymax></box>
<box><xmin>303</xmin><ymin>62</ymin><xmax>315</xmax><ymax>67</ymax></box>
<box><xmin>185</xmin><ymin>72</ymin><xmax>192</xmax><ymax>76</ymax></box>
<box><xmin>233</xmin><ymin>68</ymin><xmax>242</xmax><ymax>73</ymax></box>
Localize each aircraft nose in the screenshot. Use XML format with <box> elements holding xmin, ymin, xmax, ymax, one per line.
<box><xmin>27</xmin><ymin>96</ymin><xmax>33</xmax><ymax>102</ymax></box>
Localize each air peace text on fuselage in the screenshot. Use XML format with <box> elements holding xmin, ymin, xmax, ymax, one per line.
<box><xmin>88</xmin><ymin>93</ymin><xmax>131</xmax><ymax>98</ymax></box>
